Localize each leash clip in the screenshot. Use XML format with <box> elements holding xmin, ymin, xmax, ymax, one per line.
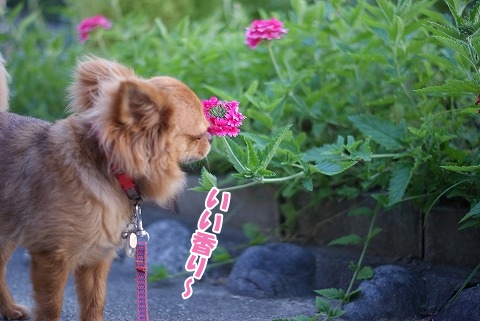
<box><xmin>134</xmin><ymin>202</ymin><xmax>150</xmax><ymax>243</ymax></box>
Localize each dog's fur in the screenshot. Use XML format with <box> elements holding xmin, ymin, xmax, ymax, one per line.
<box><xmin>0</xmin><ymin>56</ymin><xmax>211</xmax><ymax>321</ymax></box>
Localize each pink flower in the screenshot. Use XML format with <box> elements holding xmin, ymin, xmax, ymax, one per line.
<box><xmin>203</xmin><ymin>97</ymin><xmax>246</xmax><ymax>137</ymax></box>
<box><xmin>245</xmin><ymin>18</ymin><xmax>288</xmax><ymax>49</ymax></box>
<box><xmin>77</xmin><ymin>15</ymin><xmax>112</xmax><ymax>43</ymax></box>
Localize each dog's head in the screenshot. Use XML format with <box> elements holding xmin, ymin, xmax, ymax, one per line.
<box><xmin>68</xmin><ymin>57</ymin><xmax>211</xmax><ymax>204</ymax></box>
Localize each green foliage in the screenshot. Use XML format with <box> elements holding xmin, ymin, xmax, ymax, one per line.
<box><xmin>2</xmin><ymin>0</ymin><xmax>480</xmax><ymax>317</ymax></box>
<box><xmin>190</xmin><ymin>167</ymin><xmax>217</xmax><ymax>192</ymax></box>
<box><xmin>184</xmin><ymin>0</ymin><xmax>479</xmax><ymax>230</ymax></box>
<box><xmin>328</xmin><ymin>234</ymin><xmax>362</xmax><ymax>246</ymax></box>
<box><xmin>242</xmin><ymin>223</ymin><xmax>267</xmax><ymax>246</ymax></box>
<box><xmin>0</xmin><ymin>5</ymin><xmax>82</xmax><ymax>120</ymax></box>
<box><xmin>147</xmin><ymin>265</ymin><xmax>170</xmax><ymax>282</ymax></box>
<box><xmin>211</xmin><ymin>245</ymin><xmax>231</xmax><ymax>262</ymax></box>
<box><xmin>5</xmin><ymin>0</ymin><xmax>479</xmax><ymax>220</ymax></box>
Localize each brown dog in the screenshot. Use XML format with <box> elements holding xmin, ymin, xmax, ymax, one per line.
<box><xmin>0</xmin><ymin>56</ymin><xmax>211</xmax><ymax>321</ymax></box>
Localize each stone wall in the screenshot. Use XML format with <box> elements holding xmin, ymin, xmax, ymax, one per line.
<box><xmin>175</xmin><ymin>176</ymin><xmax>480</xmax><ymax>268</ymax></box>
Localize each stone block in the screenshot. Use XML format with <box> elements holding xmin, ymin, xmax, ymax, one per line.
<box><xmin>176</xmin><ymin>175</ymin><xmax>280</xmax><ymax>233</ymax></box>
<box><xmin>296</xmin><ymin>195</ymin><xmax>423</xmax><ymax>260</ymax></box>
<box><xmin>424</xmin><ymin>206</ymin><xmax>480</xmax><ymax>267</ymax></box>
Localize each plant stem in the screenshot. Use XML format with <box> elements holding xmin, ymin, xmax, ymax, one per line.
<box><xmin>267</xmin><ymin>42</ymin><xmax>285</xmax><ymax>84</ymax></box>
<box><xmin>218</xmin><ymin>171</ymin><xmax>306</xmax><ymax>192</ymax></box>
<box><xmin>262</xmin><ymin>171</ymin><xmax>305</xmax><ymax>182</ymax></box>
<box><xmin>320</xmin><ymin>202</ymin><xmax>381</xmax><ymax>321</ymax></box>
<box><xmin>370</xmin><ymin>153</ymin><xmax>401</xmax><ymax>159</ymax></box>
<box><xmin>219</xmin><ymin>181</ymin><xmax>261</xmax><ymax>192</ymax></box>
<box><xmin>345</xmin><ymin>202</ymin><xmax>380</xmax><ymax>296</ymax></box>
<box><xmin>447</xmin><ymin>259</ymin><xmax>480</xmax><ymax>307</ymax></box>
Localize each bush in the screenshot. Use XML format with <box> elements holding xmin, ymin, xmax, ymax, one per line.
<box><xmin>1</xmin><ymin>0</ymin><xmax>480</xmax><ymax>227</ymax></box>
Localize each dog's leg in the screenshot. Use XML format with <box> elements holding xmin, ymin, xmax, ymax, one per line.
<box><xmin>30</xmin><ymin>252</ymin><xmax>70</xmax><ymax>321</ymax></box>
<box><xmin>0</xmin><ymin>240</ymin><xmax>30</xmax><ymax>320</ymax></box>
<box><xmin>74</xmin><ymin>258</ymin><xmax>112</xmax><ymax>321</ymax></box>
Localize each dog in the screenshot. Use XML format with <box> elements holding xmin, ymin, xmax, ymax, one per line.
<box><xmin>0</xmin><ymin>55</ymin><xmax>212</xmax><ymax>321</ymax></box>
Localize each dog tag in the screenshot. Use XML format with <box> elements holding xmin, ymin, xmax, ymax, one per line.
<box><xmin>124</xmin><ymin>232</ymin><xmax>137</xmax><ymax>257</ymax></box>
<box><xmin>129</xmin><ymin>232</ymin><xmax>137</xmax><ymax>248</ymax></box>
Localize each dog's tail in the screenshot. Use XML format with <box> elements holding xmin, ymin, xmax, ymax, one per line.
<box><xmin>0</xmin><ymin>54</ymin><xmax>9</xmax><ymax>112</ymax></box>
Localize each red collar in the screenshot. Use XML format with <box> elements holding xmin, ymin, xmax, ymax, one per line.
<box><xmin>112</xmin><ymin>164</ymin><xmax>143</xmax><ymax>204</ymax></box>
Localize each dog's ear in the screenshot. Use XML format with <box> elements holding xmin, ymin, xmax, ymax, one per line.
<box><xmin>112</xmin><ymin>79</ymin><xmax>171</xmax><ymax>129</ymax></box>
<box><xmin>93</xmin><ymin>78</ymin><xmax>174</xmax><ymax>177</ymax></box>
<box><xmin>68</xmin><ymin>56</ymin><xmax>134</xmax><ymax>114</ymax></box>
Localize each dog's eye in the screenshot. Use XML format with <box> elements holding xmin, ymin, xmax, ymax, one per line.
<box><xmin>194</xmin><ymin>132</ymin><xmax>207</xmax><ymax>140</ymax></box>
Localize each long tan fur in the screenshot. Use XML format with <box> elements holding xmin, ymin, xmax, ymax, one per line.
<box><xmin>0</xmin><ymin>56</ymin><xmax>211</xmax><ymax>321</ymax></box>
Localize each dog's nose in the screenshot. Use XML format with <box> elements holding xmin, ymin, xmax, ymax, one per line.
<box><xmin>206</xmin><ymin>132</ymin><xmax>213</xmax><ymax>144</ymax></box>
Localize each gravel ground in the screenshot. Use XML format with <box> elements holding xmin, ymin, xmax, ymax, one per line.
<box><xmin>5</xmin><ymin>248</ymin><xmax>315</xmax><ymax>321</ymax></box>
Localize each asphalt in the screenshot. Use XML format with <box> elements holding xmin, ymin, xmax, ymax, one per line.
<box><xmin>5</xmin><ymin>247</ymin><xmax>316</xmax><ymax>321</ymax></box>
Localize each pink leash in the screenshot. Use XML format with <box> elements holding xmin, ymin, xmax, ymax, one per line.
<box><xmin>135</xmin><ymin>241</ymin><xmax>149</xmax><ymax>321</ymax></box>
<box><xmin>112</xmin><ymin>165</ymin><xmax>150</xmax><ymax>321</ymax></box>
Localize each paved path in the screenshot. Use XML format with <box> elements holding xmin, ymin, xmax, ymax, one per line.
<box><xmin>6</xmin><ymin>248</ymin><xmax>315</xmax><ymax>321</ymax></box>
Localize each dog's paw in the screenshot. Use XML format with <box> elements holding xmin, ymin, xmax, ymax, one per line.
<box><xmin>1</xmin><ymin>303</ymin><xmax>31</xmax><ymax>320</ymax></box>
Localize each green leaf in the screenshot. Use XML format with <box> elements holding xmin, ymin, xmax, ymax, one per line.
<box><xmin>245</xmin><ymin>109</ymin><xmax>274</xmax><ymax>129</ymax></box>
<box><xmin>432</xmin><ymin>36</ymin><xmax>472</xmax><ymax>61</ymax></box>
<box><xmin>245</xmin><ymin>80</ymin><xmax>259</xmax><ymax>96</ymax></box>
<box><xmin>256</xmin><ymin>168</ymin><xmax>277</xmax><ymax>177</ymax></box>
<box><xmin>349</xmin><ymin>115</ymin><xmax>405</xmax><ymax>150</ymax></box>
<box><xmin>314</xmin><ymin>288</ymin><xmax>346</xmax><ymax>300</ymax></box>
<box><xmin>349</xmin><ymin>137</ymin><xmax>372</xmax><ymax>162</ymax></box>
<box><xmin>369</xmin><ymin>227</ymin><xmax>383</xmax><ymax>239</ymax></box>
<box><xmin>392</xmin><ymin>15</ymin><xmax>405</xmax><ymax>44</ymax></box>
<box><xmin>415</xmin><ymin>79</ymin><xmax>480</xmax><ymax>94</ymax></box>
<box><xmin>245</xmin><ymin>136</ymin><xmax>260</xmax><ymax>169</ymax></box>
<box><xmin>189</xmin><ymin>167</ymin><xmax>217</xmax><ymax>191</ymax></box>
<box><xmin>303</xmin><ymin>136</ymin><xmax>346</xmax><ymax>162</ymax></box>
<box><xmin>427</xmin><ymin>21</ymin><xmax>461</xmax><ymax>39</ymax></box>
<box><xmin>148</xmin><ymin>265</ymin><xmax>169</xmax><ymax>282</ymax></box>
<box><xmin>388</xmin><ymin>162</ymin><xmax>415</xmax><ymax>206</ymax></box>
<box><xmin>315</xmin><ymin>159</ymin><xmax>358</xmax><ymax>176</ymax></box>
<box><xmin>376</xmin><ymin>0</ymin><xmax>394</xmax><ymax>22</ymax></box>
<box><xmin>348</xmin><ymin>261</ymin><xmax>358</xmax><ymax>272</ymax></box>
<box><xmin>444</xmin><ymin>0</ymin><xmax>463</xmax><ymax>28</ymax></box>
<box><xmin>469</xmin><ymin>1</ymin><xmax>480</xmax><ymax>23</ymax></box>
<box><xmin>440</xmin><ymin>165</ymin><xmax>480</xmax><ymax>172</ymax></box>
<box><xmin>328</xmin><ymin>234</ymin><xmax>362</xmax><ymax>246</ymax></box>
<box><xmin>223</xmin><ymin>137</ymin><xmax>248</xmax><ymax>173</ymax></box>
<box><xmin>259</xmin><ymin>124</ymin><xmax>292</xmax><ymax>170</ymax></box>
<box><xmin>154</xmin><ymin>18</ymin><xmax>170</xmax><ymax>39</ymax></box>
<box><xmin>315</xmin><ymin>296</ymin><xmax>332</xmax><ymax>313</ymax></box>
<box><xmin>242</xmin><ymin>223</ymin><xmax>266</xmax><ymax>245</ymax></box>
<box><xmin>211</xmin><ymin>246</ymin><xmax>231</xmax><ymax>262</ymax></box>
<box><xmin>460</xmin><ymin>107</ymin><xmax>480</xmax><ymax>114</ymax></box>
<box><xmin>203</xmin><ymin>85</ymin><xmax>237</xmax><ymax>102</ymax></box>
<box><xmin>291</xmin><ymin>0</ymin><xmax>307</xmax><ymax>18</ymax></box>
<box><xmin>348</xmin><ymin>207</ymin><xmax>373</xmax><ymax>217</ymax></box>
<box><xmin>356</xmin><ymin>266</ymin><xmax>374</xmax><ymax>280</ymax></box>
<box><xmin>301</xmin><ymin>177</ymin><xmax>313</xmax><ymax>191</ymax></box>
<box><xmin>344</xmin><ymin>288</ymin><xmax>362</xmax><ymax>302</ymax></box>
<box><xmin>459</xmin><ymin>201</ymin><xmax>480</xmax><ymax>223</ymax></box>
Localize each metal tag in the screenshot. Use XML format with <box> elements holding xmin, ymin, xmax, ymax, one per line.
<box><xmin>124</xmin><ymin>232</ymin><xmax>137</xmax><ymax>257</ymax></box>
<box><xmin>129</xmin><ymin>232</ymin><xmax>137</xmax><ymax>249</ymax></box>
